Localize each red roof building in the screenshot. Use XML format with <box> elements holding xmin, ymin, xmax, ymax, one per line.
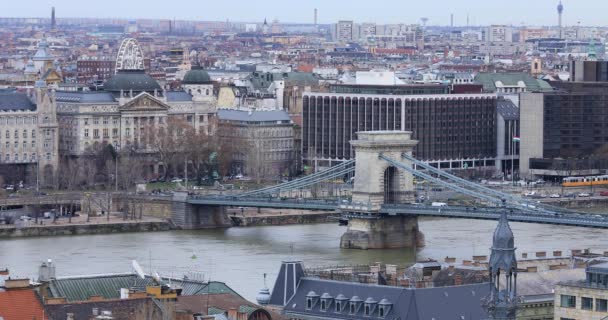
<box><xmin>0</xmin><ymin>279</ymin><xmax>47</xmax><ymax>320</ymax></box>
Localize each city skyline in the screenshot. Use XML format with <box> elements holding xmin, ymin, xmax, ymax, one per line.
<box><xmin>4</xmin><ymin>0</ymin><xmax>608</xmax><ymax>26</ymax></box>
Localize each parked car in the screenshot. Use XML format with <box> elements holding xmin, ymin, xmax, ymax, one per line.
<box><xmin>171</xmin><ymin>178</ymin><xmax>183</xmax><ymax>183</ymax></box>
<box><xmin>19</xmin><ymin>216</ymin><xmax>31</xmax><ymax>221</ymax></box>
<box><xmin>600</xmin><ymin>191</ymin><xmax>608</xmax><ymax>197</ymax></box>
<box><xmin>577</xmin><ymin>193</ymin><xmax>591</xmax><ymax>197</ymax></box>
<box><xmin>549</xmin><ymin>194</ymin><xmax>561</xmax><ymax>198</ymax></box>
<box><xmin>523</xmin><ymin>191</ymin><xmax>537</xmax><ymax>197</ymax></box>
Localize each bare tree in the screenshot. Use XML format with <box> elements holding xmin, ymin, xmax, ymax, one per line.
<box><xmin>145</xmin><ymin>117</ymin><xmax>190</xmax><ymax>181</ymax></box>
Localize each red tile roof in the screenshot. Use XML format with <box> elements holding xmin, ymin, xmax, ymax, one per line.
<box><xmin>0</xmin><ymin>289</ymin><xmax>47</xmax><ymax>320</ymax></box>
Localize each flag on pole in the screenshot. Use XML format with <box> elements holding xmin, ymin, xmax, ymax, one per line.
<box><xmin>512</xmin><ymin>136</ymin><xmax>521</xmax><ymax>143</ymax></box>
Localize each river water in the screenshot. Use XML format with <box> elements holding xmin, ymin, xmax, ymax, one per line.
<box><xmin>1</xmin><ymin>217</ymin><xmax>607</xmax><ymax>301</ymax></box>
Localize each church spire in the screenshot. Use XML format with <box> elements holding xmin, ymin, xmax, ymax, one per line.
<box><xmin>483</xmin><ymin>201</ymin><xmax>519</xmax><ymax>319</ymax></box>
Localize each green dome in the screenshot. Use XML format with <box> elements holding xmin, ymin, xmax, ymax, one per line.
<box><xmin>183</xmin><ymin>67</ymin><xmax>212</xmax><ymax>84</ymax></box>
<box><xmin>104</xmin><ymin>70</ymin><xmax>161</xmax><ymax>93</ymax></box>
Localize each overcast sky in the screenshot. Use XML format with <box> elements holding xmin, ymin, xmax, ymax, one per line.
<box><xmin>5</xmin><ymin>0</ymin><xmax>607</xmax><ymax>26</ymax></box>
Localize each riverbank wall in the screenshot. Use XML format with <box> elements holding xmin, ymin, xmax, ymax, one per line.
<box><xmin>0</xmin><ymin>221</ymin><xmax>171</xmax><ymax>238</ymax></box>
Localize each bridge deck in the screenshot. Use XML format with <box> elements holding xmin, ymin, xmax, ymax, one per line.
<box><xmin>187</xmin><ymin>196</ymin><xmax>608</xmax><ymax>229</ymax></box>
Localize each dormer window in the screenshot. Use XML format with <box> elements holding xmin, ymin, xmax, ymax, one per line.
<box><xmin>320</xmin><ymin>293</ymin><xmax>333</xmax><ymax>312</ymax></box>
<box><xmin>306</xmin><ymin>291</ymin><xmax>319</xmax><ymax>310</ymax></box>
<box><xmin>364</xmin><ymin>297</ymin><xmax>377</xmax><ymax>317</ymax></box>
<box><xmin>335</xmin><ymin>294</ymin><xmax>349</xmax><ymax>313</ymax></box>
<box><xmin>349</xmin><ymin>296</ymin><xmax>362</xmax><ymax>314</ymax></box>
<box><xmin>378</xmin><ymin>299</ymin><xmax>392</xmax><ymax>318</ymax></box>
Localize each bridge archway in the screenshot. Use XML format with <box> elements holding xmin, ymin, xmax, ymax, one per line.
<box><xmin>383</xmin><ymin>166</ymin><xmax>399</xmax><ymax>204</ymax></box>
<box><xmin>350</xmin><ymin>131</ymin><xmax>418</xmax><ymax>209</ymax></box>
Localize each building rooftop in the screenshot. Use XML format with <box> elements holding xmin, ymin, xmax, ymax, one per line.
<box><xmin>183</xmin><ymin>67</ymin><xmax>212</xmax><ymax>85</ymax></box>
<box><xmin>55</xmin><ymin>91</ymin><xmax>116</xmax><ymax>103</ymax></box>
<box><xmin>282</xmin><ymin>277</ymin><xmax>490</xmax><ymax>319</ymax></box>
<box><xmin>104</xmin><ymin>70</ymin><xmax>162</xmax><ymax>93</ymax></box>
<box><xmin>0</xmin><ymin>90</ymin><xmax>36</xmax><ymax>111</ymax></box>
<box><xmin>165</xmin><ymin>91</ymin><xmax>193</xmax><ymax>102</ymax></box>
<box><xmin>218</xmin><ymin>109</ymin><xmax>291</xmax><ymax>123</ymax></box>
<box><xmin>0</xmin><ymin>288</ymin><xmax>47</xmax><ymax>320</ymax></box>
<box><xmin>474</xmin><ymin>72</ymin><xmax>553</xmax><ymax>93</ymax></box>
<box><xmin>45</xmin><ymin>273</ymin><xmax>239</xmax><ymax>302</ymax></box>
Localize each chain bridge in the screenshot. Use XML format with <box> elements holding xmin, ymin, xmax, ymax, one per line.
<box><xmin>172</xmin><ymin>131</ymin><xmax>608</xmax><ymax>249</ymax></box>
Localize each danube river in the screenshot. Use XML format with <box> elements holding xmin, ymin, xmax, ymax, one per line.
<box><xmin>1</xmin><ymin>217</ymin><xmax>607</xmax><ymax>301</ymax></box>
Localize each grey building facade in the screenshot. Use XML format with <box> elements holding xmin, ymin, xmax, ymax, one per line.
<box><xmin>520</xmin><ymin>82</ymin><xmax>608</xmax><ymax>178</ymax></box>
<box><xmin>217</xmin><ymin>109</ymin><xmax>295</xmax><ymax>179</ymax></box>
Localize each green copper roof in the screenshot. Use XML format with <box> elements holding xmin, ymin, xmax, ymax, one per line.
<box><xmin>183</xmin><ymin>67</ymin><xmax>212</xmax><ymax>84</ymax></box>
<box><xmin>46</xmin><ymin>274</ymin><xmax>240</xmax><ymax>302</ymax></box>
<box><xmin>208</xmin><ymin>307</ymin><xmax>225</xmax><ymax>315</ymax></box>
<box><xmin>474</xmin><ymin>72</ymin><xmax>553</xmax><ymax>93</ymax></box>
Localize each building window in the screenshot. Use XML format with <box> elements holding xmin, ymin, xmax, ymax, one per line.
<box><xmin>582</xmin><ymin>297</ymin><xmax>593</xmax><ymax>310</ymax></box>
<box><xmin>32</xmin><ymin>130</ymin><xmax>36</xmax><ymax>138</ymax></box>
<box><xmin>103</xmin><ymin>117</ymin><xmax>109</xmax><ymax>125</ymax></box>
<box><xmin>597</xmin><ymin>299</ymin><xmax>608</xmax><ymax>312</ymax></box>
<box><xmin>306</xmin><ymin>298</ymin><xmax>312</xmax><ymax>310</ymax></box>
<box><xmin>103</xmin><ymin>129</ymin><xmax>109</xmax><ymax>138</ymax></box>
<box><xmin>5</xmin><ymin>130</ymin><xmax>8</xmax><ymax>139</ymax></box>
<box><xmin>112</xmin><ymin>128</ymin><xmax>118</xmax><ymax>137</ymax></box>
<box><xmin>126</xmin><ymin>128</ymin><xmax>131</xmax><ymax>137</ymax></box>
<box><xmin>22</xmin><ymin>141</ymin><xmax>26</xmax><ymax>149</ymax></box>
<box><xmin>31</xmin><ymin>141</ymin><xmax>35</xmax><ymax>148</ymax></box>
<box><xmin>14</xmin><ymin>130</ymin><xmax>18</xmax><ymax>139</ymax></box>
<box><xmin>364</xmin><ymin>305</ymin><xmax>370</xmax><ymax>316</ymax></box>
<box><xmin>84</xmin><ymin>129</ymin><xmax>89</xmax><ymax>137</ymax></box>
<box><xmin>560</xmin><ymin>295</ymin><xmax>576</xmax><ymax>308</ymax></box>
<box><xmin>321</xmin><ymin>300</ymin><xmax>326</xmax><ymax>312</ymax></box>
<box><xmin>23</xmin><ymin>130</ymin><xmax>27</xmax><ymax>138</ymax></box>
<box><xmin>84</xmin><ymin>118</ymin><xmax>89</xmax><ymax>125</ymax></box>
<box><xmin>93</xmin><ymin>117</ymin><xmax>99</xmax><ymax>125</ymax></box>
<box><xmin>93</xmin><ymin>129</ymin><xmax>99</xmax><ymax>138</ymax></box>
<box><xmin>335</xmin><ymin>302</ymin><xmax>341</xmax><ymax>312</ymax></box>
<box><xmin>46</xmin><ymin>153</ymin><xmax>51</xmax><ymax>160</ymax></box>
<box><xmin>379</xmin><ymin>307</ymin><xmax>385</xmax><ymax>317</ymax></box>
<box><xmin>112</xmin><ymin>117</ymin><xmax>119</xmax><ymax>125</ymax></box>
<box><xmin>350</xmin><ymin>304</ymin><xmax>355</xmax><ymax>314</ymax></box>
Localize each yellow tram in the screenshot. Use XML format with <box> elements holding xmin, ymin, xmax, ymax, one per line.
<box><xmin>562</xmin><ymin>175</ymin><xmax>608</xmax><ymax>187</ymax></box>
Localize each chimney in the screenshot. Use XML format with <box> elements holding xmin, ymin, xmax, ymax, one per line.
<box><xmin>553</xmin><ymin>251</ymin><xmax>562</xmax><ymax>257</ymax></box>
<box><xmin>92</xmin><ymin>308</ymin><xmax>99</xmax><ymax>316</ymax></box>
<box><xmin>66</xmin><ymin>313</ymin><xmax>75</xmax><ymax>320</ymax></box>
<box><xmin>522</xmin><ymin>253</ymin><xmax>528</xmax><ymax>259</ymax></box>
<box><xmin>454</xmin><ymin>274</ymin><xmax>463</xmax><ymax>286</ymax></box>
<box><xmin>38</xmin><ymin>259</ymin><xmax>56</xmax><ymax>282</ymax></box>
<box><xmin>4</xmin><ymin>278</ymin><xmax>30</xmax><ymax>289</ymax></box>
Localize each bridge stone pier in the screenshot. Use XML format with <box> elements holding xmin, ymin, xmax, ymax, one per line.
<box><xmin>340</xmin><ymin>131</ymin><xmax>424</xmax><ymax>250</ymax></box>
<box><xmin>171</xmin><ymin>192</ymin><xmax>231</xmax><ymax>229</ymax></box>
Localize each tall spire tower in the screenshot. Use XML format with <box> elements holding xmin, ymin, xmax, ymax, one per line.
<box><xmin>483</xmin><ymin>203</ymin><xmax>519</xmax><ymax>319</ymax></box>
<box><xmin>51</xmin><ymin>7</ymin><xmax>56</xmax><ymax>31</ymax></box>
<box><xmin>557</xmin><ymin>1</ymin><xmax>564</xmax><ymax>39</ymax></box>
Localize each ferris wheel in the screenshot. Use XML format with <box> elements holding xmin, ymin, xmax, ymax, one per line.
<box><xmin>115</xmin><ymin>38</ymin><xmax>145</xmax><ymax>73</ymax></box>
